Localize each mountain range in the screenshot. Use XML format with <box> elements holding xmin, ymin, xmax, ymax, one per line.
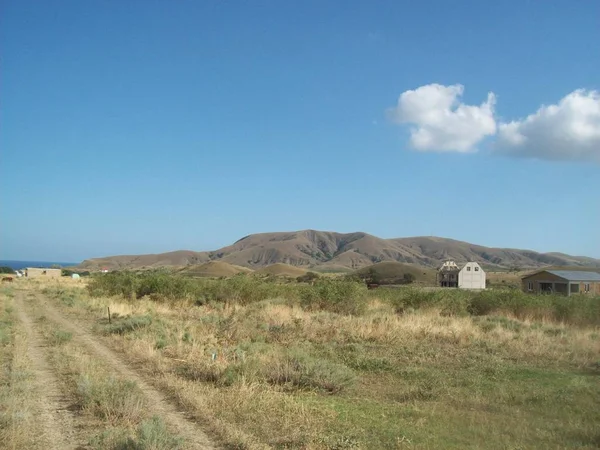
<box><xmin>77</xmin><ymin>230</ymin><xmax>600</xmax><ymax>272</ymax></box>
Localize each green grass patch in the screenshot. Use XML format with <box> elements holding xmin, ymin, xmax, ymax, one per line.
<box><xmin>90</xmin><ymin>416</ymin><xmax>182</xmax><ymax>450</ymax></box>
<box><xmin>49</xmin><ymin>329</ymin><xmax>73</xmax><ymax>345</ymax></box>
<box><xmin>77</xmin><ymin>374</ymin><xmax>146</xmax><ymax>425</ymax></box>
<box><xmin>103</xmin><ymin>315</ymin><xmax>153</xmax><ymax>335</ymax></box>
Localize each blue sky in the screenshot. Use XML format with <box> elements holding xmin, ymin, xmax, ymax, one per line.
<box><xmin>1</xmin><ymin>0</ymin><xmax>599</xmax><ymax>262</ymax></box>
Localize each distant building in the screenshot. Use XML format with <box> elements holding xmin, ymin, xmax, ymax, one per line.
<box><xmin>25</xmin><ymin>268</ymin><xmax>61</xmax><ymax>278</ymax></box>
<box><xmin>521</xmin><ymin>270</ymin><xmax>600</xmax><ymax>296</ymax></box>
<box><xmin>437</xmin><ymin>261</ymin><xmax>460</xmax><ymax>287</ymax></box>
<box><xmin>459</xmin><ymin>262</ymin><xmax>486</xmax><ymax>289</ymax></box>
<box><xmin>437</xmin><ymin>260</ymin><xmax>486</xmax><ymax>290</ymax></box>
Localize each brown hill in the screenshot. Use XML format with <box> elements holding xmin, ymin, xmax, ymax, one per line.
<box><xmin>78</xmin><ymin>230</ymin><xmax>600</xmax><ymax>272</ymax></box>
<box><xmin>178</xmin><ymin>261</ymin><xmax>252</xmax><ymax>277</ymax></box>
<box><xmin>256</xmin><ymin>263</ymin><xmax>308</xmax><ymax>277</ymax></box>
<box><xmin>79</xmin><ymin>250</ymin><xmax>210</xmax><ymax>271</ymax></box>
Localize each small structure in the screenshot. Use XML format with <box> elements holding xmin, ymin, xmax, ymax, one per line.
<box><xmin>437</xmin><ymin>260</ymin><xmax>486</xmax><ymax>290</ymax></box>
<box><xmin>25</xmin><ymin>268</ymin><xmax>62</xmax><ymax>278</ymax></box>
<box><xmin>71</xmin><ymin>273</ymin><xmax>81</xmax><ymax>280</ymax></box>
<box><xmin>459</xmin><ymin>262</ymin><xmax>486</xmax><ymax>289</ymax></box>
<box><xmin>437</xmin><ymin>261</ymin><xmax>460</xmax><ymax>287</ymax></box>
<box><xmin>521</xmin><ymin>270</ymin><xmax>600</xmax><ymax>296</ymax></box>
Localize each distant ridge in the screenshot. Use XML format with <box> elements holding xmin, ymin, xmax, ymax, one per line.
<box><xmin>77</xmin><ymin>230</ymin><xmax>600</xmax><ymax>272</ymax></box>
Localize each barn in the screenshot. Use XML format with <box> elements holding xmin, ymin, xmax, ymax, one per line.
<box><xmin>521</xmin><ymin>270</ymin><xmax>600</xmax><ymax>296</ymax></box>
<box><xmin>459</xmin><ymin>262</ymin><xmax>486</xmax><ymax>289</ymax></box>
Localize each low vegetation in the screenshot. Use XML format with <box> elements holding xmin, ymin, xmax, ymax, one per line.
<box><xmin>86</xmin><ymin>271</ymin><xmax>600</xmax><ymax>326</ymax></box>
<box><xmin>39</xmin><ymin>272</ymin><xmax>600</xmax><ymax>449</ymax></box>
<box><xmin>0</xmin><ymin>289</ymin><xmax>38</xmax><ymax>449</ymax></box>
<box><xmin>35</xmin><ymin>309</ymin><xmax>181</xmax><ymax>449</ymax></box>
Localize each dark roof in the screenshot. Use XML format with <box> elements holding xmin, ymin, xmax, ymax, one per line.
<box><xmin>545</xmin><ymin>270</ymin><xmax>600</xmax><ymax>282</ymax></box>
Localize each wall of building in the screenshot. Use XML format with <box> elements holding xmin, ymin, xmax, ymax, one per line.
<box><xmin>521</xmin><ymin>271</ymin><xmax>600</xmax><ymax>295</ymax></box>
<box><xmin>26</xmin><ymin>268</ymin><xmax>62</xmax><ymax>278</ymax></box>
<box><xmin>576</xmin><ymin>281</ymin><xmax>600</xmax><ymax>295</ymax></box>
<box><xmin>458</xmin><ymin>262</ymin><xmax>486</xmax><ymax>289</ymax></box>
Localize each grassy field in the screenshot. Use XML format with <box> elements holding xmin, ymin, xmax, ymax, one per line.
<box><xmin>9</xmin><ymin>272</ymin><xmax>595</xmax><ymax>449</ymax></box>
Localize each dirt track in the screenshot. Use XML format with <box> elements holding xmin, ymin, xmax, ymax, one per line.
<box><xmin>14</xmin><ymin>291</ymin><xmax>215</xmax><ymax>449</ymax></box>
<box><xmin>15</xmin><ymin>294</ymin><xmax>87</xmax><ymax>450</ymax></box>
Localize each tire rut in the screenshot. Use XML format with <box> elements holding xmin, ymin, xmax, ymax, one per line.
<box><xmin>15</xmin><ymin>293</ymin><xmax>88</xmax><ymax>450</ymax></box>
<box><xmin>33</xmin><ymin>294</ymin><xmax>216</xmax><ymax>450</ymax></box>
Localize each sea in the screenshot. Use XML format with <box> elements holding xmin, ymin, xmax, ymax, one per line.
<box><xmin>0</xmin><ymin>260</ymin><xmax>80</xmax><ymax>270</ymax></box>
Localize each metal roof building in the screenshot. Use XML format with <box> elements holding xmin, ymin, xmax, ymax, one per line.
<box><xmin>545</xmin><ymin>270</ymin><xmax>600</xmax><ymax>282</ymax></box>
<box><xmin>521</xmin><ymin>269</ymin><xmax>600</xmax><ymax>296</ymax></box>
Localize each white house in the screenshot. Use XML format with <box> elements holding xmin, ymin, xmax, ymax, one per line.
<box><xmin>458</xmin><ymin>262</ymin><xmax>486</xmax><ymax>289</ymax></box>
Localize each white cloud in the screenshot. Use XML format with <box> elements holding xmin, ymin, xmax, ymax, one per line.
<box><xmin>496</xmin><ymin>90</ymin><xmax>600</xmax><ymax>162</ymax></box>
<box><xmin>387</xmin><ymin>83</ymin><xmax>497</xmax><ymax>152</ymax></box>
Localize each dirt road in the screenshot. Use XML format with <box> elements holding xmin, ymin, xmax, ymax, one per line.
<box><xmin>15</xmin><ymin>295</ymin><xmax>87</xmax><ymax>450</ymax></box>
<box><xmin>14</xmin><ymin>292</ymin><xmax>216</xmax><ymax>449</ymax></box>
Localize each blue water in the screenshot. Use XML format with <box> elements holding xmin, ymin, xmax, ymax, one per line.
<box><xmin>0</xmin><ymin>260</ymin><xmax>80</xmax><ymax>270</ymax></box>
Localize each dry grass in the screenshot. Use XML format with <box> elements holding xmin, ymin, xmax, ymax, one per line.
<box><xmin>28</xmin><ymin>300</ymin><xmax>181</xmax><ymax>449</ymax></box>
<box><xmin>256</xmin><ymin>264</ymin><xmax>308</xmax><ymax>277</ymax></box>
<box><xmin>31</xmin><ymin>278</ymin><xmax>600</xmax><ymax>449</ymax></box>
<box><xmin>178</xmin><ymin>261</ymin><xmax>253</xmax><ymax>278</ymax></box>
<box><xmin>37</xmin><ymin>322</ymin><xmax>147</xmax><ymax>427</ymax></box>
<box><xmin>0</xmin><ymin>290</ymin><xmax>38</xmax><ymax>450</ymax></box>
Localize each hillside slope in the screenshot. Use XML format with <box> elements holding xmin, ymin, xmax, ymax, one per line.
<box><xmin>78</xmin><ymin>230</ymin><xmax>600</xmax><ymax>271</ymax></box>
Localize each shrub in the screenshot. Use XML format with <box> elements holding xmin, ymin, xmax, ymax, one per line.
<box><xmin>50</xmin><ymin>330</ymin><xmax>73</xmax><ymax>345</ymax></box>
<box><xmin>62</xmin><ymin>269</ymin><xmax>90</xmax><ymax>277</ymax></box>
<box><xmin>103</xmin><ymin>315</ymin><xmax>153</xmax><ymax>335</ymax></box>
<box><xmin>402</xmin><ymin>273</ymin><xmax>416</xmax><ymax>284</ymax></box>
<box><xmin>296</xmin><ymin>272</ymin><xmax>320</xmax><ymax>283</ymax></box>
<box><xmin>90</xmin><ymin>417</ymin><xmax>182</xmax><ymax>450</ymax></box>
<box><xmin>77</xmin><ymin>375</ymin><xmax>145</xmax><ymax>425</ymax></box>
<box><xmin>300</xmin><ymin>279</ymin><xmax>368</xmax><ymax>315</ymax></box>
<box><xmin>87</xmin><ymin>271</ymin><xmax>140</xmax><ymax>299</ymax></box>
<box><xmin>266</xmin><ymin>349</ymin><xmax>356</xmax><ymax>393</ymax></box>
<box><xmin>0</xmin><ymin>266</ymin><xmax>15</xmax><ymax>274</ymax></box>
<box><xmin>385</xmin><ymin>288</ymin><xmax>469</xmax><ymax>315</ymax></box>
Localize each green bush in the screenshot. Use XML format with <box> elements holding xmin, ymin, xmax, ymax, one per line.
<box><xmin>62</xmin><ymin>269</ymin><xmax>90</xmax><ymax>277</ymax></box>
<box><xmin>103</xmin><ymin>315</ymin><xmax>153</xmax><ymax>335</ymax></box>
<box><xmin>77</xmin><ymin>375</ymin><xmax>145</xmax><ymax>424</ymax></box>
<box><xmin>296</xmin><ymin>271</ymin><xmax>320</xmax><ymax>283</ymax></box>
<box><xmin>85</xmin><ymin>271</ymin><xmax>600</xmax><ymax>326</ymax></box>
<box><xmin>90</xmin><ymin>417</ymin><xmax>182</xmax><ymax>450</ymax></box>
<box><xmin>384</xmin><ymin>288</ymin><xmax>470</xmax><ymax>315</ymax></box>
<box><xmin>87</xmin><ymin>271</ymin><xmax>140</xmax><ymax>299</ymax></box>
<box><xmin>300</xmin><ymin>279</ymin><xmax>368</xmax><ymax>315</ymax></box>
<box><xmin>50</xmin><ymin>330</ymin><xmax>73</xmax><ymax>345</ymax></box>
<box><xmin>0</xmin><ymin>266</ymin><xmax>15</xmax><ymax>274</ymax></box>
<box><xmin>266</xmin><ymin>349</ymin><xmax>356</xmax><ymax>393</ymax></box>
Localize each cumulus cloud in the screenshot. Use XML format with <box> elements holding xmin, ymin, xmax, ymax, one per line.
<box><xmin>387</xmin><ymin>84</ymin><xmax>497</xmax><ymax>152</ymax></box>
<box><xmin>496</xmin><ymin>90</ymin><xmax>600</xmax><ymax>162</ymax></box>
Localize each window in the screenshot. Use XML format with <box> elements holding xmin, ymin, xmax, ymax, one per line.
<box><xmin>466</xmin><ymin>267</ymin><xmax>471</xmax><ymax>271</ymax></box>
<box><xmin>528</xmin><ymin>281</ymin><xmax>533</xmax><ymax>291</ymax></box>
<box><xmin>475</xmin><ymin>267</ymin><xmax>480</xmax><ymax>272</ymax></box>
<box><xmin>584</xmin><ymin>283</ymin><xmax>590</xmax><ymax>293</ymax></box>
